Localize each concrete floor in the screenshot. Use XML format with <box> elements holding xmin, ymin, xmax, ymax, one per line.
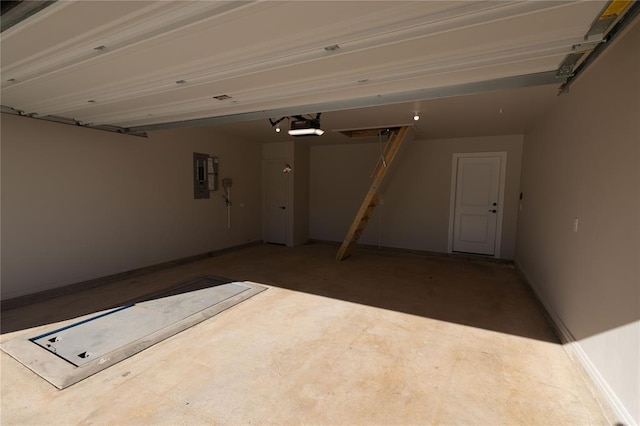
<box><xmin>1</xmin><ymin>243</ymin><xmax>611</xmax><ymax>425</ymax></box>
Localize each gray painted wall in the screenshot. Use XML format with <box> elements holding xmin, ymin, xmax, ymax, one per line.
<box><xmin>516</xmin><ymin>21</ymin><xmax>639</xmax><ymax>425</ymax></box>
<box><xmin>310</xmin><ymin>134</ymin><xmax>523</xmax><ymax>258</ymax></box>
<box><xmin>1</xmin><ymin>115</ymin><xmax>263</xmax><ymax>299</ymax></box>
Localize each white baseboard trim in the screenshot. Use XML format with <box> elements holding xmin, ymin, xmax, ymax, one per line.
<box><xmin>515</xmin><ymin>261</ymin><xmax>637</xmax><ymax>426</ymax></box>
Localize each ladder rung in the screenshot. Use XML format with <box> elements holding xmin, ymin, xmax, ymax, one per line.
<box><xmin>336</xmin><ymin>126</ymin><xmax>409</xmax><ymax>261</ymax></box>
<box><xmin>369</xmin><ymin>130</ymin><xmax>399</xmax><ymax>177</ymax></box>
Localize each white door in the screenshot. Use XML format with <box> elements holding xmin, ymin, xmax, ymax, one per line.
<box><xmin>452</xmin><ymin>155</ymin><xmax>502</xmax><ymax>255</ymax></box>
<box><xmin>264</xmin><ymin>160</ymin><xmax>288</xmax><ymax>244</ymax></box>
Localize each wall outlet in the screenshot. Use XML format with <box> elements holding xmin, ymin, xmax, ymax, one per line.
<box><xmin>573</xmin><ymin>217</ymin><xmax>579</xmax><ymax>233</ymax></box>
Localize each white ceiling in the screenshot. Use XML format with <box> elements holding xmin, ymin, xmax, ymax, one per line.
<box><xmin>1</xmin><ymin>1</ymin><xmax>609</xmax><ymax>139</ymax></box>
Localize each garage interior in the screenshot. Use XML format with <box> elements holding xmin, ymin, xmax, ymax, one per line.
<box><xmin>1</xmin><ymin>1</ymin><xmax>638</xmax><ymax>425</ymax></box>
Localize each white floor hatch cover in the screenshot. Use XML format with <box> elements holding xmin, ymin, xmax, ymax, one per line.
<box><xmin>1</xmin><ymin>277</ymin><xmax>267</xmax><ymax>389</ymax></box>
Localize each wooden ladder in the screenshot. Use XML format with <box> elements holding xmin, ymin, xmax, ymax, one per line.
<box><xmin>335</xmin><ymin>126</ymin><xmax>410</xmax><ymax>260</ymax></box>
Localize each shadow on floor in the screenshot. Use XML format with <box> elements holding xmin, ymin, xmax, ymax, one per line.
<box><xmin>1</xmin><ymin>243</ymin><xmax>559</xmax><ymax>343</ymax></box>
<box><xmin>1</xmin><ymin>275</ymin><xmax>234</xmax><ymax>334</ymax></box>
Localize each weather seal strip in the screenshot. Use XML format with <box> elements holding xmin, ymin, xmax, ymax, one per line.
<box><xmin>1</xmin><ymin>106</ymin><xmax>148</xmax><ymax>138</ymax></box>
<box><xmin>127</xmin><ymin>71</ymin><xmax>565</xmax><ymax>133</ymax></box>
<box><xmin>0</xmin><ymin>1</ymin><xmax>56</xmax><ymax>32</ymax></box>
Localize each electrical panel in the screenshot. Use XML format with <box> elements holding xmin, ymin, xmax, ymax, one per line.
<box><xmin>208</xmin><ymin>156</ymin><xmax>219</xmax><ymax>192</ymax></box>
<box><xmin>193</xmin><ymin>153</ymin><xmax>218</xmax><ymax>199</ymax></box>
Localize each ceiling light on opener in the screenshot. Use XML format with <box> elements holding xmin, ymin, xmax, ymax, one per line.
<box><xmin>288</xmin><ymin>128</ymin><xmax>325</xmax><ymax>136</ymax></box>
<box><xmin>288</xmin><ymin>113</ymin><xmax>324</xmax><ymax>137</ymax></box>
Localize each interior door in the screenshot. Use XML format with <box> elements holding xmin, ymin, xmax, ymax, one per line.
<box><xmin>264</xmin><ymin>160</ymin><xmax>288</xmax><ymax>244</ymax></box>
<box><xmin>452</xmin><ymin>156</ymin><xmax>501</xmax><ymax>255</ymax></box>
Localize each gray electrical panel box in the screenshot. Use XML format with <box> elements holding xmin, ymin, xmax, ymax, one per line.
<box><xmin>193</xmin><ymin>153</ymin><xmax>218</xmax><ymax>199</ymax></box>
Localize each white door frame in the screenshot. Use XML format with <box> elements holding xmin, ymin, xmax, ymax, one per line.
<box><xmin>262</xmin><ymin>158</ymin><xmax>293</xmax><ymax>246</ymax></box>
<box><xmin>447</xmin><ymin>152</ymin><xmax>507</xmax><ymax>258</ymax></box>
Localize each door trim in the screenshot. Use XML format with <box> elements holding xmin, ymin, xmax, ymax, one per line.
<box><xmin>447</xmin><ymin>152</ymin><xmax>507</xmax><ymax>258</ymax></box>
<box><xmin>262</xmin><ymin>158</ymin><xmax>292</xmax><ymax>246</ymax></box>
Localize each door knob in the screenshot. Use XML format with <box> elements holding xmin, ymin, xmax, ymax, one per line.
<box><xmin>279</xmin><ymin>206</ymin><xmax>286</xmax><ymax>210</ymax></box>
<box><xmin>489</xmin><ymin>209</ymin><xmax>497</xmax><ymax>213</ymax></box>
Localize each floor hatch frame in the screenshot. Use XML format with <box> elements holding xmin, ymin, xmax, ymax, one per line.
<box><xmin>1</xmin><ymin>277</ymin><xmax>267</xmax><ymax>389</ymax></box>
